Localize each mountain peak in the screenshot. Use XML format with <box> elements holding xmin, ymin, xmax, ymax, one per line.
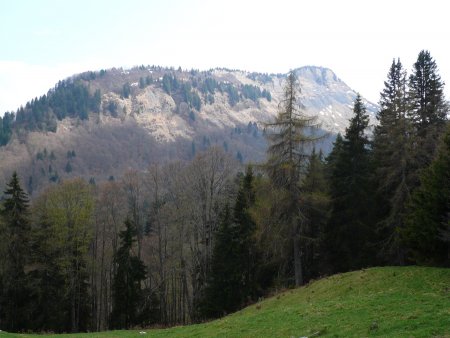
<box><xmin>294</xmin><ymin>66</ymin><xmax>341</xmax><ymax>86</ymax></box>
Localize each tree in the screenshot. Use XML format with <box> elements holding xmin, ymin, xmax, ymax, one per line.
<box><xmin>122</xmin><ymin>82</ymin><xmax>131</xmax><ymax>99</ymax></box>
<box><xmin>0</xmin><ymin>172</ymin><xmax>31</xmax><ymax>331</ymax></box>
<box><xmin>32</xmin><ymin>179</ymin><xmax>94</xmax><ymax>332</ymax></box>
<box><xmin>403</xmin><ymin>124</ymin><xmax>450</xmax><ymax>266</ymax></box>
<box><xmin>408</xmin><ymin>50</ymin><xmax>448</xmax><ymax>171</ymax></box>
<box><xmin>111</xmin><ymin>219</ymin><xmax>146</xmax><ymax>328</ymax></box>
<box><xmin>300</xmin><ymin>149</ymin><xmax>330</xmax><ymax>278</ymax></box>
<box><xmin>233</xmin><ymin>166</ymin><xmax>259</xmax><ymax>303</ymax></box>
<box><xmin>264</xmin><ymin>70</ymin><xmax>320</xmax><ymax>286</ymax></box>
<box><xmin>199</xmin><ymin>206</ymin><xmax>240</xmax><ymax>318</ymax></box>
<box><xmin>325</xmin><ymin>94</ymin><xmax>374</xmax><ymax>273</ymax></box>
<box><xmin>372</xmin><ymin>59</ymin><xmax>412</xmax><ymax>264</ymax></box>
<box><xmin>199</xmin><ymin>167</ymin><xmax>261</xmax><ymax>320</ymax></box>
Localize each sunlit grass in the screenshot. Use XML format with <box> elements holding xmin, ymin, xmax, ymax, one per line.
<box><xmin>2</xmin><ymin>266</ymin><xmax>449</xmax><ymax>337</ymax></box>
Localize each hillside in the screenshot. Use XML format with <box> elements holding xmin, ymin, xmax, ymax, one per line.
<box><xmin>2</xmin><ymin>266</ymin><xmax>449</xmax><ymax>337</ymax></box>
<box><xmin>0</xmin><ymin>65</ymin><xmax>378</xmax><ymax>195</ymax></box>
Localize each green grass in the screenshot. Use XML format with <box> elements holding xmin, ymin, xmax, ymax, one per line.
<box><xmin>2</xmin><ymin>266</ymin><xmax>449</xmax><ymax>337</ymax></box>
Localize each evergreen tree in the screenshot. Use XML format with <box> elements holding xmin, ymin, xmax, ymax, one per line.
<box><xmin>199</xmin><ymin>206</ymin><xmax>241</xmax><ymax>318</ymax></box>
<box><xmin>265</xmin><ymin>70</ymin><xmax>320</xmax><ymax>286</ymax></box>
<box><xmin>300</xmin><ymin>149</ymin><xmax>330</xmax><ymax>278</ymax></box>
<box><xmin>408</xmin><ymin>50</ymin><xmax>448</xmax><ymax>171</ymax></box>
<box><xmin>325</xmin><ymin>94</ymin><xmax>374</xmax><ymax>273</ymax></box>
<box><xmin>403</xmin><ymin>123</ymin><xmax>450</xmax><ymax>266</ymax></box>
<box><xmin>201</xmin><ymin>167</ymin><xmax>259</xmax><ymax>318</ymax></box>
<box><xmin>111</xmin><ymin>219</ymin><xmax>146</xmax><ymax>329</ymax></box>
<box><xmin>0</xmin><ymin>172</ymin><xmax>31</xmax><ymax>331</ymax></box>
<box><xmin>233</xmin><ymin>166</ymin><xmax>259</xmax><ymax>302</ymax></box>
<box><xmin>372</xmin><ymin>59</ymin><xmax>412</xmax><ymax>264</ymax></box>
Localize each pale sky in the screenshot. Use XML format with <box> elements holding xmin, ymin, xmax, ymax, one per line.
<box><xmin>1</xmin><ymin>0</ymin><xmax>450</xmax><ymax>115</ymax></box>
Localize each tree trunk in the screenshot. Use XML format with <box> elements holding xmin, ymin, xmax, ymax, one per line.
<box><xmin>293</xmin><ymin>220</ymin><xmax>303</xmax><ymax>286</ymax></box>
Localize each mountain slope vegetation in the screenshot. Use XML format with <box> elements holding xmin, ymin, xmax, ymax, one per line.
<box><xmin>0</xmin><ymin>65</ymin><xmax>376</xmax><ymax>195</ymax></box>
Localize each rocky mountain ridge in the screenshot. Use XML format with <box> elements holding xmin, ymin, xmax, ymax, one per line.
<box><xmin>0</xmin><ymin>65</ymin><xmax>378</xmax><ymax>195</ymax></box>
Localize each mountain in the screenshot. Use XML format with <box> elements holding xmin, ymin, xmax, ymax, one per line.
<box><xmin>0</xmin><ymin>65</ymin><xmax>378</xmax><ymax>195</ymax></box>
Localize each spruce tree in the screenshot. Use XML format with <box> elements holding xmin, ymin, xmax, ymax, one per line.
<box><xmin>403</xmin><ymin>124</ymin><xmax>450</xmax><ymax>266</ymax></box>
<box><xmin>264</xmin><ymin>70</ymin><xmax>320</xmax><ymax>286</ymax></box>
<box><xmin>372</xmin><ymin>59</ymin><xmax>412</xmax><ymax>264</ymax></box>
<box><xmin>300</xmin><ymin>149</ymin><xmax>329</xmax><ymax>278</ymax></box>
<box><xmin>201</xmin><ymin>167</ymin><xmax>259</xmax><ymax>318</ymax></box>
<box><xmin>325</xmin><ymin>95</ymin><xmax>374</xmax><ymax>273</ymax></box>
<box><xmin>111</xmin><ymin>219</ymin><xmax>146</xmax><ymax>329</ymax></box>
<box><xmin>0</xmin><ymin>172</ymin><xmax>31</xmax><ymax>331</ymax></box>
<box><xmin>200</xmin><ymin>206</ymin><xmax>241</xmax><ymax>318</ymax></box>
<box><xmin>233</xmin><ymin>166</ymin><xmax>259</xmax><ymax>302</ymax></box>
<box><xmin>408</xmin><ymin>50</ymin><xmax>448</xmax><ymax>171</ymax></box>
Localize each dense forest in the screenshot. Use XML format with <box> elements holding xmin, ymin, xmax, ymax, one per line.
<box><xmin>0</xmin><ymin>50</ymin><xmax>448</xmax><ymax>333</ymax></box>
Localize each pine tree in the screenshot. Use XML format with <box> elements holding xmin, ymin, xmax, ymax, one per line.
<box><xmin>111</xmin><ymin>219</ymin><xmax>146</xmax><ymax>329</ymax></box>
<box><xmin>0</xmin><ymin>172</ymin><xmax>31</xmax><ymax>331</ymax></box>
<box><xmin>325</xmin><ymin>95</ymin><xmax>374</xmax><ymax>273</ymax></box>
<box><xmin>372</xmin><ymin>59</ymin><xmax>412</xmax><ymax>264</ymax></box>
<box><xmin>264</xmin><ymin>70</ymin><xmax>320</xmax><ymax>286</ymax></box>
<box><xmin>403</xmin><ymin>123</ymin><xmax>450</xmax><ymax>266</ymax></box>
<box><xmin>408</xmin><ymin>50</ymin><xmax>448</xmax><ymax>171</ymax></box>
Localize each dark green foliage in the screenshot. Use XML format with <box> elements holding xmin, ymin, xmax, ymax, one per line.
<box><xmin>201</xmin><ymin>77</ymin><xmax>218</xmax><ymax>94</ymax></box>
<box><xmin>206</xmin><ymin>93</ymin><xmax>215</xmax><ymax>104</ymax></box>
<box><xmin>192</xmin><ymin>92</ymin><xmax>202</xmax><ymax>111</ymax></box>
<box><xmin>403</xmin><ymin>124</ymin><xmax>450</xmax><ymax>266</ymax></box>
<box><xmin>262</xmin><ymin>89</ymin><xmax>272</xmax><ymax>101</ymax></box>
<box><xmin>236</xmin><ymin>151</ymin><xmax>243</xmax><ymax>163</ymax></box>
<box><xmin>0</xmin><ymin>172</ymin><xmax>31</xmax><ymax>331</ymax></box>
<box><xmin>301</xmin><ymin>149</ymin><xmax>330</xmax><ymax>278</ymax></box>
<box><xmin>372</xmin><ymin>59</ymin><xmax>412</xmax><ymax>264</ymax></box>
<box><xmin>325</xmin><ymin>95</ymin><xmax>374</xmax><ymax>273</ymax></box>
<box><xmin>162</xmin><ymin>74</ymin><xmax>179</xmax><ymax>95</ymax></box>
<box><xmin>107</xmin><ymin>100</ymin><xmax>119</xmax><ymax>117</ymax></box>
<box><xmin>65</xmin><ymin>161</ymin><xmax>73</xmax><ymax>173</ymax></box>
<box><xmin>200</xmin><ymin>206</ymin><xmax>240</xmax><ymax>318</ymax></box>
<box><xmin>49</xmin><ymin>171</ymin><xmax>59</xmax><ymax>183</ymax></box>
<box><xmin>12</xmin><ymin>79</ymin><xmax>101</xmax><ymax>135</ymax></box>
<box><xmin>189</xmin><ymin>110</ymin><xmax>196</xmax><ymax>121</ymax></box>
<box><xmin>241</xmin><ymin>84</ymin><xmax>262</xmax><ymax>101</ymax></box>
<box><xmin>200</xmin><ymin>167</ymin><xmax>259</xmax><ymax>318</ymax></box>
<box><xmin>408</xmin><ymin>50</ymin><xmax>448</xmax><ymax>171</ymax></box>
<box><xmin>0</xmin><ymin>112</ymin><xmax>14</xmax><ymax>146</ymax></box>
<box><xmin>240</xmin><ymin>84</ymin><xmax>271</xmax><ymax>102</ymax></box>
<box><xmin>67</xmin><ymin>150</ymin><xmax>76</xmax><ymax>159</ymax></box>
<box><xmin>225</xmin><ymin>84</ymin><xmax>240</xmax><ymax>106</ymax></box>
<box><xmin>111</xmin><ymin>219</ymin><xmax>147</xmax><ymax>329</ymax></box>
<box><xmin>122</xmin><ymin>82</ymin><xmax>131</xmax><ymax>99</ymax></box>
<box><xmin>47</xmin><ymin>80</ymin><xmax>99</xmax><ymax>120</ymax></box>
<box><xmin>139</xmin><ymin>77</ymin><xmax>146</xmax><ymax>89</ymax></box>
<box><xmin>181</xmin><ymin>83</ymin><xmax>202</xmax><ymax>111</ymax></box>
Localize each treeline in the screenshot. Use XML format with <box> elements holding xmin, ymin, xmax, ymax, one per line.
<box><xmin>0</xmin><ymin>50</ymin><xmax>448</xmax><ymax>333</ymax></box>
<box><xmin>0</xmin><ymin>79</ymin><xmax>101</xmax><ymax>145</ymax></box>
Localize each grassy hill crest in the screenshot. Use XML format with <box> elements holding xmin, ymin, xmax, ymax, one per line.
<box><xmin>2</xmin><ymin>266</ymin><xmax>449</xmax><ymax>337</ymax></box>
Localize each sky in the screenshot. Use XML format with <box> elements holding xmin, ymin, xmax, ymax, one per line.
<box><xmin>1</xmin><ymin>0</ymin><xmax>450</xmax><ymax>115</ymax></box>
